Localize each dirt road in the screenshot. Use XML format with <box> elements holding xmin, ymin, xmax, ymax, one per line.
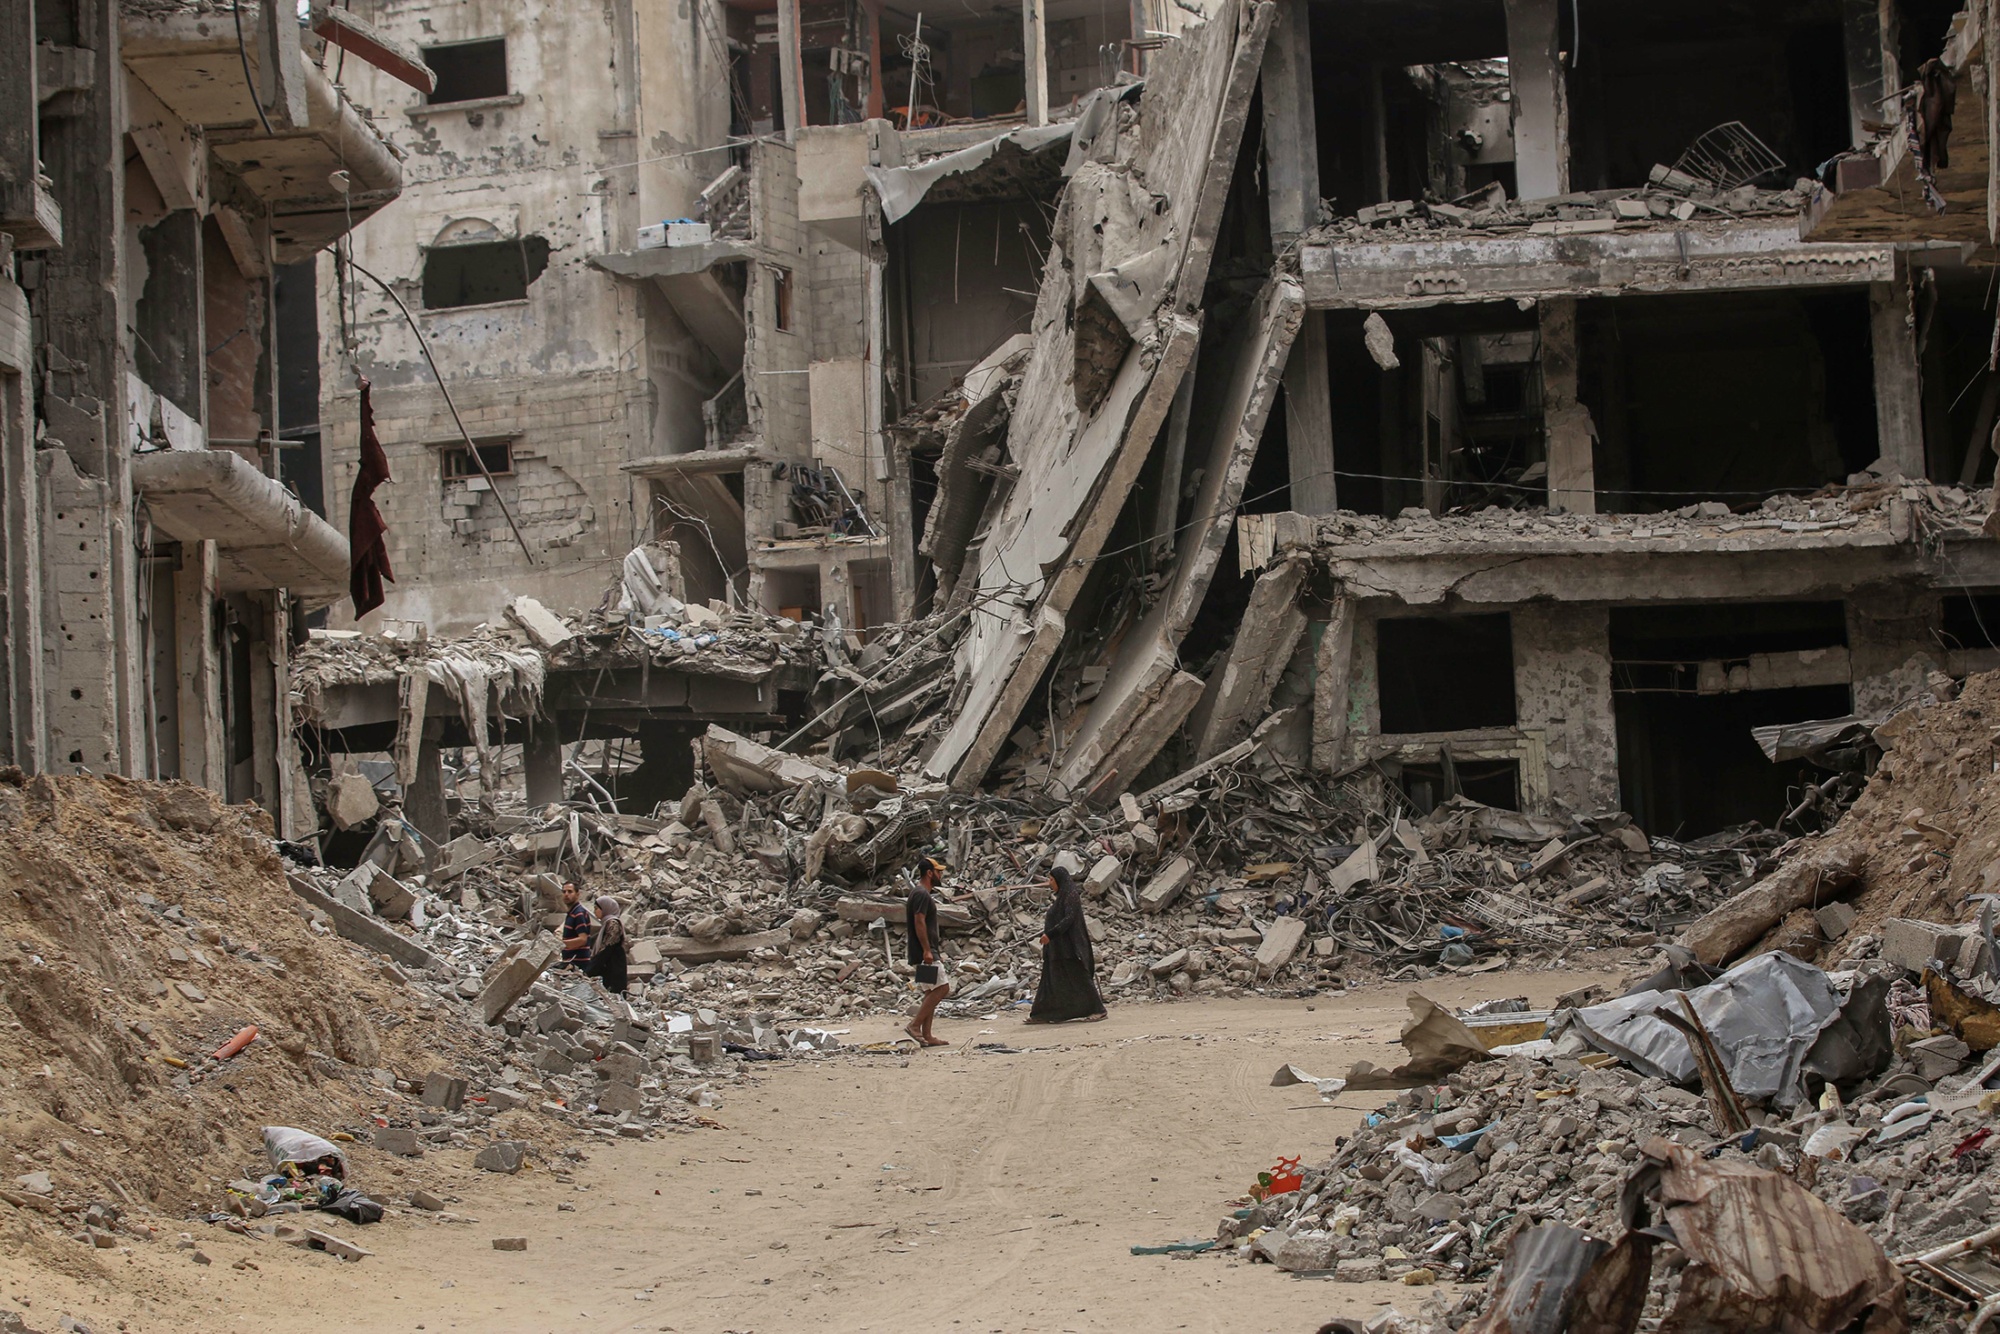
<box><xmin>10</xmin><ymin>965</ymin><xmax>1628</xmax><ymax>1334</ymax></box>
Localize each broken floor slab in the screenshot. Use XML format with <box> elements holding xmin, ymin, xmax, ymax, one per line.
<box><xmin>1054</xmin><ymin>273</ymin><xmax>1305</xmax><ymax>797</ymax></box>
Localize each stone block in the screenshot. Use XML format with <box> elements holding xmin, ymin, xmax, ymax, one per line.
<box><xmin>475</xmin><ymin>941</ymin><xmax>559</xmax><ymax>1025</ymax></box>
<box><xmin>1254</xmin><ymin>917</ymin><xmax>1308</xmax><ymax>977</ymax></box>
<box><xmin>374</xmin><ymin>1128</ymin><xmax>423</xmax><ymax>1157</ymax></box>
<box><xmin>1815</xmin><ymin>901</ymin><xmax>1856</xmax><ymax>940</ymax></box>
<box><xmin>1138</xmin><ymin>857</ymin><xmax>1194</xmax><ymax>914</ymax></box>
<box><xmin>595</xmin><ymin>1082</ymin><xmax>644</xmax><ymax>1115</ymax></box>
<box><xmin>408</xmin><ymin>1190</ymin><xmax>445</xmax><ymax>1211</ymax></box>
<box><xmin>1083</xmin><ymin>855</ymin><xmax>1123</xmax><ymax>899</ymax></box>
<box><xmin>325</xmin><ymin>773</ymin><xmax>379</xmax><ymax>830</ymax></box>
<box><xmin>1881</xmin><ymin>918</ymin><xmax>1973</xmax><ymax>974</ymax></box>
<box><xmin>474</xmin><ymin>1141</ymin><xmax>526</xmax><ymax>1174</ymax></box>
<box><xmin>422</xmin><ymin>1072</ymin><xmax>468</xmax><ymax>1111</ymax></box>
<box><xmin>484</xmin><ymin>1087</ymin><xmax>528</xmax><ymax>1111</ymax></box>
<box><xmin>1271</xmin><ymin>1229</ymin><xmax>1337</xmax><ymax>1273</ymax></box>
<box><xmin>492</xmin><ymin>1236</ymin><xmax>529</xmax><ymax>1251</ymax></box>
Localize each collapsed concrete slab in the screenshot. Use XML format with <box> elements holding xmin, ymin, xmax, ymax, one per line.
<box><xmin>921</xmin><ymin>0</ymin><xmax>1276</xmax><ymax>794</ymax></box>
<box><xmin>1054</xmin><ymin>273</ymin><xmax>1305</xmax><ymax>798</ymax></box>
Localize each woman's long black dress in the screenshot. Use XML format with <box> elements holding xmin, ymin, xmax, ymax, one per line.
<box><xmin>584</xmin><ymin>918</ymin><xmax>629</xmax><ymax>994</ymax></box>
<box><xmin>1030</xmin><ymin>884</ymin><xmax>1105</xmax><ymax>1021</ymax></box>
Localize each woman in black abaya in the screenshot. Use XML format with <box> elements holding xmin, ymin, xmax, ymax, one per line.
<box><xmin>1027</xmin><ymin>865</ymin><xmax>1107</xmax><ymax>1023</ymax></box>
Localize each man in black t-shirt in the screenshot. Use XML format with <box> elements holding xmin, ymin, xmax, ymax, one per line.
<box><xmin>904</xmin><ymin>855</ymin><xmax>950</xmax><ymax>1047</ymax></box>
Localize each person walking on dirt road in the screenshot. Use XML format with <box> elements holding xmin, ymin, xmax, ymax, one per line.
<box><xmin>905</xmin><ymin>855</ymin><xmax>951</xmax><ymax>1047</ymax></box>
<box><xmin>1026</xmin><ymin>864</ymin><xmax>1107</xmax><ymax>1024</ymax></box>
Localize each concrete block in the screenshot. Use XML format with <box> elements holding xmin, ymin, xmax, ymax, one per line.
<box><xmin>1815</xmin><ymin>901</ymin><xmax>1857</xmax><ymax>940</ymax></box>
<box><xmin>421</xmin><ymin>1072</ymin><xmax>468</xmax><ymax>1111</ymax></box>
<box><xmin>1881</xmin><ymin>918</ymin><xmax>1973</xmax><ymax>974</ymax></box>
<box><xmin>595</xmin><ymin>1081</ymin><xmax>644</xmax><ymax>1115</ymax></box>
<box><xmin>374</xmin><ymin>1128</ymin><xmax>423</xmax><ymax>1157</ymax></box>
<box><xmin>286</xmin><ymin>873</ymin><xmax>443</xmax><ymax>973</ymax></box>
<box><xmin>506</xmin><ymin>596</ymin><xmax>574</xmax><ymax>649</ymax></box>
<box><xmin>491</xmin><ymin>1236</ymin><xmax>528</xmax><ymax>1251</ymax></box>
<box><xmin>1138</xmin><ymin>857</ymin><xmax>1194</xmax><ymax>914</ymax></box>
<box><xmin>325</xmin><ymin>773</ymin><xmax>379</xmax><ymax>829</ymax></box>
<box><xmin>1083</xmin><ymin>855</ymin><xmax>1123</xmax><ymax>900</ymax></box>
<box><xmin>483</xmin><ymin>1087</ymin><xmax>528</xmax><ymax>1111</ymax></box>
<box><xmin>1149</xmin><ymin>948</ymin><xmax>1188</xmax><ymax>977</ymax></box>
<box><xmin>1255</xmin><ymin>917</ymin><xmax>1308</xmax><ymax>977</ymax></box>
<box><xmin>475</xmin><ymin>940</ymin><xmax>559</xmax><ymax>1024</ymax></box>
<box><xmin>408</xmin><ymin>1190</ymin><xmax>445</xmax><ymax>1211</ymax></box>
<box><xmin>474</xmin><ymin>1141</ymin><xmax>527</xmax><ymax>1174</ymax></box>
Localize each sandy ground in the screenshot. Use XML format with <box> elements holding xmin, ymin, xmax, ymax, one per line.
<box><xmin>6</xmin><ymin>962</ymin><xmax>1633</xmax><ymax>1334</ymax></box>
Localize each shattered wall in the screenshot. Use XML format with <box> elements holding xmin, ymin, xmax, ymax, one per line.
<box><xmin>320</xmin><ymin>0</ymin><xmax>728</xmax><ymax>630</ymax></box>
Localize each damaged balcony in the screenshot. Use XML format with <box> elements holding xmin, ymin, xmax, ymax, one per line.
<box><xmin>120</xmin><ymin>3</ymin><xmax>405</xmax><ymax>260</ymax></box>
<box><xmin>1801</xmin><ymin>0</ymin><xmax>1993</xmax><ymax>250</ymax></box>
<box><xmin>130</xmin><ymin>448</ymin><xmax>350</xmax><ymax>605</ymax></box>
<box><xmin>1299</xmin><ymin>0</ymin><xmax>1927</xmax><ymax>305</ymax></box>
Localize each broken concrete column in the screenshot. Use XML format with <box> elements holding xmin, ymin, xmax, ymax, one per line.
<box><xmin>1311</xmin><ymin>586</ymin><xmax>1356</xmax><ymax>773</ymax></box>
<box><xmin>1512</xmin><ymin>604</ymin><xmax>1616</xmax><ymax>815</ymax></box>
<box><xmin>1284</xmin><ymin>314</ymin><xmax>1337</xmax><ymax>515</ymax></box>
<box><xmin>523</xmin><ymin>718</ymin><xmax>563</xmax><ymax>808</ymax></box>
<box><xmin>1870</xmin><ymin>261</ymin><xmax>1926</xmax><ymax>479</ymax></box>
<box><xmin>1682</xmin><ymin>844</ymin><xmax>1865</xmax><ymax>966</ymax></box>
<box><xmin>1260</xmin><ymin>0</ymin><xmax>1320</xmax><ymax>242</ymax></box>
<box><xmin>1539</xmin><ymin>297</ymin><xmax>1596</xmax><ymax>516</ymax></box>
<box><xmin>405</xmin><ymin>725</ymin><xmax>448</xmax><ymax>864</ymax></box>
<box><xmin>1503</xmin><ymin>0</ymin><xmax>1568</xmax><ymax>200</ymax></box>
<box><xmin>1021</xmin><ymin>0</ymin><xmax>1049</xmax><ymax>127</ymax></box>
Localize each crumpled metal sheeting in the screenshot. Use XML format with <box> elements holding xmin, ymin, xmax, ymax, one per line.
<box><xmin>1635</xmin><ymin>1139</ymin><xmax>1907</xmax><ymax>1334</ymax></box>
<box><xmin>1570</xmin><ymin>952</ymin><xmax>1844</xmax><ymax>1107</ymax></box>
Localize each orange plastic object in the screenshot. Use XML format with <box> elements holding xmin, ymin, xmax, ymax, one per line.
<box><xmin>1252</xmin><ymin>1156</ymin><xmax>1305</xmax><ymax>1199</ymax></box>
<box><xmin>211</xmin><ymin>1025</ymin><xmax>259</xmax><ymax>1060</ymax></box>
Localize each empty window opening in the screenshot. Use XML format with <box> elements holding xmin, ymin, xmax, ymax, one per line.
<box><xmin>1377</xmin><ymin>612</ymin><xmax>1515</xmax><ymax>733</ymax></box>
<box><xmin>1580</xmin><ymin>290</ymin><xmax>1877</xmax><ymax>512</ymax></box>
<box><xmin>1311</xmin><ymin>1</ymin><xmax>1851</xmax><ymax>215</ymax></box>
<box><xmin>1941</xmin><ymin>593</ymin><xmax>2000</xmax><ymax>653</ymax></box>
<box><xmin>763</xmin><ymin>567</ymin><xmax>821</xmax><ymax>623</ymax></box>
<box><xmin>1397</xmin><ymin>757</ymin><xmax>1519</xmax><ymax>816</ymax></box>
<box><xmin>441</xmin><ymin>440</ymin><xmax>515</xmax><ymax>480</ymax></box>
<box><xmin>423</xmin><ymin>39</ymin><xmax>509</xmax><ymax>104</ymax></box>
<box><xmin>771</xmin><ymin>266</ymin><xmax>794</xmax><ymax>332</ymax></box>
<box><xmin>422</xmin><ymin>237</ymin><xmax>549</xmax><ymax>309</ymax></box>
<box><xmin>1326</xmin><ymin>303</ymin><xmax>1544</xmax><ymax>517</ymax></box>
<box><xmin>1611</xmin><ymin>601</ymin><xmax>1851</xmax><ymax>838</ymax></box>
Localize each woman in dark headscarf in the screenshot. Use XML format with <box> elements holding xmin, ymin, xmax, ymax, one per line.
<box><xmin>1027</xmin><ymin>865</ymin><xmax>1106</xmax><ymax>1023</ymax></box>
<box><xmin>583</xmin><ymin>895</ymin><xmax>629</xmax><ymax>995</ymax></box>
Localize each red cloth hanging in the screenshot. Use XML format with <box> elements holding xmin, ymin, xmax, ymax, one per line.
<box><xmin>349</xmin><ymin>379</ymin><xmax>395</xmax><ymax>616</ymax></box>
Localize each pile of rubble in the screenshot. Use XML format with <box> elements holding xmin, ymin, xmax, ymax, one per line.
<box><xmin>1209</xmin><ymin>933</ymin><xmax>2000</xmax><ymax>1331</ymax></box>
<box><xmin>1299</xmin><ymin>477</ymin><xmax>1990</xmax><ymax>541</ymax></box>
<box><xmin>295</xmin><ymin>701</ymin><xmax>1780</xmax><ymax>1048</ymax></box>
<box><xmin>1182</xmin><ymin>673</ymin><xmax>2000</xmax><ymax>1332</ymax></box>
<box><xmin>0</xmin><ymin>770</ymin><xmax>820</xmax><ymax>1278</ymax></box>
<box><xmin>1312</xmin><ymin>174</ymin><xmax>1810</xmax><ymax>241</ymax></box>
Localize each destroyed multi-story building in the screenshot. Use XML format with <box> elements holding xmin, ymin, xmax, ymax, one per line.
<box><xmin>0</xmin><ymin>1</ymin><xmax>402</xmax><ymax>817</ymax></box>
<box><xmin>307</xmin><ymin>0</ymin><xmax>2000</xmax><ymax>839</ymax></box>
<box><xmin>316</xmin><ymin>0</ymin><xmax>1188</xmax><ymax>635</ymax></box>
